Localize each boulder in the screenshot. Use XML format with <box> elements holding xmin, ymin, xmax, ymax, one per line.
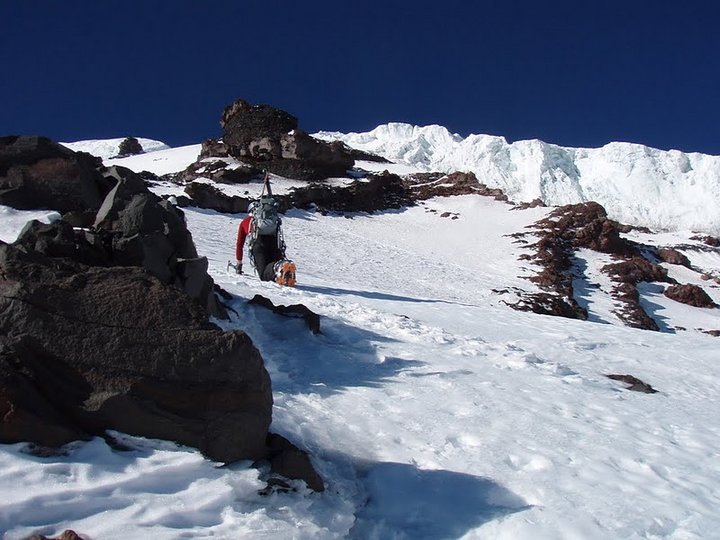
<box><xmin>540</xmin><ymin>202</ymin><xmax>635</xmax><ymax>255</ymax></box>
<box><xmin>606</xmin><ymin>374</ymin><xmax>658</xmax><ymax>394</ymax></box>
<box><xmin>602</xmin><ymin>256</ymin><xmax>672</xmax><ymax>285</ymax></box>
<box><xmin>117</xmin><ymin>136</ymin><xmax>144</xmax><ymax>157</ymax></box>
<box><xmin>185</xmin><ymin>181</ymin><xmax>251</xmax><ymax>214</ymax></box>
<box><xmin>265</xmin><ymin>433</ymin><xmax>325</xmax><ymax>492</ymax></box>
<box><xmin>657</xmin><ymin>247</ymin><xmax>690</xmax><ymax>267</ymax></box>
<box><xmin>0</xmin><ymin>136</ymin><xmax>112</xmax><ymax>216</ymax></box>
<box><xmin>405</xmin><ymin>171</ymin><xmax>507</xmax><ymax>201</ymax></box>
<box><xmin>221</xmin><ymin>99</ymin><xmax>298</xmax><ymax>157</ymax></box>
<box><xmin>199</xmin><ymin>138</ymin><xmax>229</xmax><ymax>159</ymax></box>
<box><xmin>179</xmin><ymin>159</ymin><xmax>260</xmax><ymax>185</ymax></box>
<box><xmin>288</xmin><ymin>172</ymin><xmax>411</xmax><ymax>213</ymax></box>
<box><xmin>219</xmin><ymin>98</ymin><xmax>355</xmax><ymax>181</ymax></box>
<box><xmin>664</xmin><ymin>283</ymin><xmax>716</xmax><ymax>308</ymax></box>
<box><xmin>0</xmin><ymin>242</ymin><xmax>273</xmax><ymax>462</ymax></box>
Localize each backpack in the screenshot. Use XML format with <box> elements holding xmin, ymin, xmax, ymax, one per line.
<box><xmin>247</xmin><ymin>196</ymin><xmax>283</xmax><ymax>251</ymax></box>
<box><xmin>251</xmin><ymin>196</ymin><xmax>280</xmax><ymax>234</ymax></box>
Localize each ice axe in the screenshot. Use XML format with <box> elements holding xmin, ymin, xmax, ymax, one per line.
<box><xmin>227</xmin><ymin>260</ymin><xmax>243</xmax><ymax>274</ymax></box>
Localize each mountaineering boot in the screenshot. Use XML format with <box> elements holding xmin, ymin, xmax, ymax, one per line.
<box><xmin>274</xmin><ymin>260</ymin><xmax>297</xmax><ymax>287</ymax></box>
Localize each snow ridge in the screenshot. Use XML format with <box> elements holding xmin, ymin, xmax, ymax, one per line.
<box><xmin>61</xmin><ymin>137</ymin><xmax>170</xmax><ymax>160</ymax></box>
<box><xmin>316</xmin><ymin>124</ymin><xmax>720</xmax><ymax>235</ymax></box>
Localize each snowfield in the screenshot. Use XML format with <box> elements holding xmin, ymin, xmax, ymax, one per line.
<box><xmin>1</xmin><ymin>137</ymin><xmax>720</xmax><ymax>539</ymax></box>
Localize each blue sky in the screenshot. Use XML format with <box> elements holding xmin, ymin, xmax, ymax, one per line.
<box><xmin>2</xmin><ymin>0</ymin><xmax>719</xmax><ymax>154</ymax></box>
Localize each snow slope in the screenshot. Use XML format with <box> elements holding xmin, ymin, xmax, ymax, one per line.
<box><xmin>2</xmin><ymin>189</ymin><xmax>720</xmax><ymax>539</ymax></box>
<box><xmin>316</xmin><ymin>124</ymin><xmax>720</xmax><ymax>235</ymax></box>
<box><xmin>61</xmin><ymin>138</ymin><xmax>170</xmax><ymax>160</ymax></box>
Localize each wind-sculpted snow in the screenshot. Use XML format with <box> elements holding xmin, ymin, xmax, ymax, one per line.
<box><xmin>316</xmin><ymin>123</ymin><xmax>720</xmax><ymax>234</ymax></box>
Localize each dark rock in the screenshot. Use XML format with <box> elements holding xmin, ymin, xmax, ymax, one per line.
<box><xmin>690</xmin><ymin>235</ymin><xmax>720</xmax><ymax>247</ymax></box>
<box><xmin>507</xmin><ymin>292</ymin><xmax>587</xmax><ymax>320</ymax></box>
<box><xmin>404</xmin><ymin>171</ymin><xmax>500</xmax><ymax>200</ymax></box>
<box><xmin>221</xmin><ymin>99</ymin><xmax>299</xmax><ymax>156</ymax></box>
<box><xmin>219</xmin><ymin>98</ymin><xmax>355</xmax><ymax>181</ymax></box>
<box><xmin>657</xmin><ymin>247</ymin><xmax>690</xmax><ymax>267</ymax></box>
<box><xmin>512</xmin><ymin>202</ymin><xmax>664</xmax><ymax>327</ymax></box>
<box><xmin>117</xmin><ymin>136</ymin><xmax>144</xmax><ymax>157</ymax></box>
<box><xmin>0</xmin><ymin>243</ymin><xmax>273</xmax><ymax>462</ymax></box>
<box><xmin>288</xmin><ymin>171</ymin><xmax>412</xmax><ymax>214</ymax></box>
<box><xmin>514</xmin><ymin>198</ymin><xmax>546</xmax><ymax>209</ymax></box>
<box><xmin>179</xmin><ymin>159</ymin><xmax>260</xmax><ymax>185</ymax></box>
<box><xmin>14</xmin><ymin>219</ymin><xmax>109</xmax><ymax>267</ymax></box>
<box><xmin>606</xmin><ymin>374</ymin><xmax>658</xmax><ymax>394</ymax></box>
<box><xmin>185</xmin><ymin>182</ymin><xmax>251</xmax><ymax>214</ymax></box>
<box><xmin>539</xmin><ymin>202</ymin><xmax>636</xmax><ymax>255</ymax></box>
<box><xmin>600</xmin><ymin>257</ymin><xmax>674</xmax><ymax>331</ymax></box>
<box><xmin>602</xmin><ymin>256</ymin><xmax>671</xmax><ymax>285</ymax></box>
<box><xmin>200</xmin><ymin>138</ymin><xmax>229</xmax><ymax>159</ymax></box>
<box><xmin>29</xmin><ymin>529</ymin><xmax>83</xmax><ymax>540</ymax></box>
<box><xmin>248</xmin><ymin>294</ymin><xmax>321</xmax><ymax>334</ymax></box>
<box><xmin>345</xmin><ymin>146</ymin><xmax>391</xmax><ymax>164</ymax></box>
<box><xmin>0</xmin><ymin>136</ymin><xmax>111</xmax><ymax>214</ymax></box>
<box><xmin>610</xmin><ymin>282</ymin><xmax>660</xmax><ymax>331</ymax></box>
<box><xmin>266</xmin><ymin>433</ymin><xmax>325</xmax><ymax>492</ymax></box>
<box><xmin>664</xmin><ymin>284</ymin><xmax>716</xmax><ymax>308</ymax></box>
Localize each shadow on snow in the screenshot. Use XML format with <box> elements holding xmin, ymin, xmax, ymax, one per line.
<box><xmin>349</xmin><ymin>460</ymin><xmax>530</xmax><ymax>540</ymax></box>
<box><xmin>228</xmin><ymin>296</ymin><xmax>425</xmax><ymax>396</ymax></box>
<box><xmin>297</xmin><ymin>284</ymin><xmax>476</xmax><ymax>308</ymax></box>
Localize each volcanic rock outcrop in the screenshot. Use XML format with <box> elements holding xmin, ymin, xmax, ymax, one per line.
<box><xmin>0</xmin><ymin>135</ymin><xmax>111</xmax><ymax>218</ymax></box>
<box><xmin>0</xmin><ymin>136</ymin><xmax>274</xmax><ymax>463</ymax></box>
<box><xmin>512</xmin><ymin>202</ymin><xmax>637</xmax><ymax>320</ymax></box>
<box><xmin>664</xmin><ymin>283</ymin><xmax>716</xmax><ymax>308</ymax></box>
<box><xmin>220</xmin><ymin>98</ymin><xmax>355</xmax><ymax>180</ymax></box>
<box><xmin>0</xmin><ymin>244</ymin><xmax>272</xmax><ymax>461</ymax></box>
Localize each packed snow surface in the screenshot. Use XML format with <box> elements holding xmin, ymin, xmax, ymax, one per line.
<box><xmin>316</xmin><ymin>124</ymin><xmax>720</xmax><ymax>235</ymax></box>
<box><xmin>61</xmin><ymin>137</ymin><xmax>170</xmax><ymax>159</ymax></box>
<box><xmin>2</xmin><ymin>187</ymin><xmax>720</xmax><ymax>538</ymax></box>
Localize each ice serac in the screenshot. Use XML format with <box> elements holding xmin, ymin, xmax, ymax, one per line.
<box><xmin>315</xmin><ymin>124</ymin><xmax>720</xmax><ymax>234</ymax></box>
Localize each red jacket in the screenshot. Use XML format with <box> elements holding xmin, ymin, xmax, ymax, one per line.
<box><xmin>235</xmin><ymin>215</ymin><xmax>253</xmax><ymax>261</ymax></box>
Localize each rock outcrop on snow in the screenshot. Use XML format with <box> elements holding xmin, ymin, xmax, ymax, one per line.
<box><xmin>185</xmin><ymin>181</ymin><xmax>251</xmax><ymax>214</ymax></box>
<box><xmin>512</xmin><ymin>202</ymin><xmax>636</xmax><ymax>321</ymax></box>
<box><xmin>664</xmin><ymin>284</ymin><xmax>717</xmax><ymax>308</ymax></box>
<box><xmin>0</xmin><ymin>135</ymin><xmax>110</xmax><ymax>215</ymax></box>
<box><xmin>512</xmin><ymin>201</ymin><xmax>718</xmax><ymax>330</ymax></box>
<box><xmin>220</xmin><ymin>98</ymin><xmax>355</xmax><ymax>181</ymax></box>
<box><xmin>1</xmin><ymin>136</ymin><xmax>224</xmax><ymax>315</ymax></box>
<box><xmin>0</xmin><ymin>242</ymin><xmax>272</xmax><ymax>461</ymax></box>
<box><xmin>116</xmin><ymin>136</ymin><xmax>144</xmax><ymax>157</ymax></box>
<box><xmin>601</xmin><ymin>257</ymin><xmax>674</xmax><ymax>331</ymax></box>
<box><xmin>0</xmin><ymin>136</ymin><xmax>277</xmax><ymax>464</ymax></box>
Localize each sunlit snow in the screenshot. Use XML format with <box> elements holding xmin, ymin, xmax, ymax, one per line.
<box><xmin>316</xmin><ymin>124</ymin><xmax>720</xmax><ymax>235</ymax></box>
<box><xmin>1</xmin><ymin>138</ymin><xmax>720</xmax><ymax>539</ymax></box>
